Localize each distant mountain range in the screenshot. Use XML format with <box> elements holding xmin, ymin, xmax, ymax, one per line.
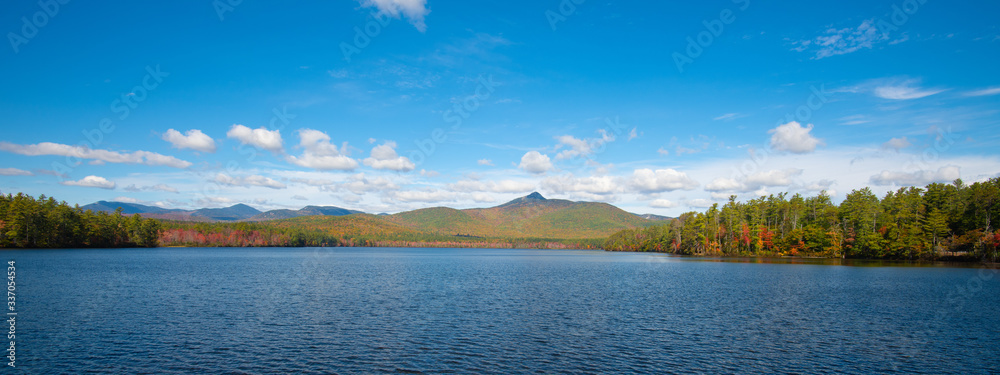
<box><xmin>82</xmin><ymin>193</ymin><xmax>672</xmax><ymax>238</ymax></box>
<box><xmin>80</xmin><ymin>201</ymin><xmax>360</xmax><ymax>222</ymax></box>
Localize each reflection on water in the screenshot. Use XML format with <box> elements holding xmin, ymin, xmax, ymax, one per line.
<box><xmin>8</xmin><ymin>247</ymin><xmax>999</xmax><ymax>374</ymax></box>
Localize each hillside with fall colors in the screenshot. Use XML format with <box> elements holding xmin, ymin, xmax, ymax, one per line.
<box><xmin>385</xmin><ymin>192</ymin><xmax>656</xmax><ymax>239</ymax></box>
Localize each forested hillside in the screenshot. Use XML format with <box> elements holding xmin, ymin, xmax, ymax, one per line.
<box><xmin>0</xmin><ymin>193</ymin><xmax>160</xmax><ymax>248</ymax></box>
<box><xmin>159</xmin><ymin>214</ymin><xmax>604</xmax><ymax>249</ymax></box>
<box><xmin>387</xmin><ymin>193</ymin><xmax>654</xmax><ymax>238</ymax></box>
<box><xmin>604</xmin><ymin>179</ymin><xmax>1000</xmax><ymax>261</ymax></box>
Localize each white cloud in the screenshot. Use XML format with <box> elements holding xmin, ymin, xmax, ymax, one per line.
<box><xmin>420</xmin><ymin>169</ymin><xmax>440</xmax><ymax>177</ymax></box>
<box><xmin>882</xmin><ymin>137</ymin><xmax>912</xmax><ymax>151</ymax></box>
<box><xmin>554</xmin><ymin>129</ymin><xmax>615</xmax><ymax>160</ymax></box>
<box><xmin>964</xmin><ymin>87</ymin><xmax>1000</xmax><ymax>97</ymax></box>
<box><xmin>746</xmin><ymin>169</ymin><xmax>803</xmax><ymax>189</ymax></box>
<box><xmin>705</xmin><ymin>177</ymin><xmax>743</xmax><ymax>192</ymax></box>
<box><xmin>657</xmin><ymin>148</ymin><xmax>670</xmax><ymax>156</ymax></box>
<box><xmin>869</xmin><ymin>166</ymin><xmax>961</xmax><ymax>186</ymax></box>
<box><xmin>0</xmin><ymin>142</ymin><xmax>192</xmax><ymax>168</ymax></box>
<box><xmin>449</xmin><ymin>179</ymin><xmax>535</xmax><ymax>194</ymax></box>
<box><xmin>215</xmin><ymin>173</ymin><xmax>286</xmax><ymax>189</ymax></box>
<box><xmin>628</xmin><ymin>128</ymin><xmax>639</xmax><ymax>141</ymax></box>
<box><xmin>793</xmin><ymin>19</ymin><xmax>890</xmax><ymax>59</ymax></box>
<box><xmin>628</xmin><ymin>168</ymin><xmax>699</xmax><ymax>193</ymax></box>
<box><xmin>541</xmin><ymin>174</ymin><xmax>617</xmax><ymax>195</ymax></box>
<box><xmin>336</xmin><ymin>173</ymin><xmax>399</xmax><ymax>195</ymax></box>
<box><xmin>112</xmin><ymin>196</ymin><xmax>142</xmax><ymax>204</ymax></box>
<box><xmin>519</xmin><ymin>151</ymin><xmax>553</xmax><ymax>174</ymax></box>
<box><xmin>123</xmin><ymin>184</ymin><xmax>179</xmax><ymax>193</ymax></box>
<box><xmin>713</xmin><ymin>113</ymin><xmax>745</xmax><ymax>121</ymax></box>
<box><xmin>711</xmin><ymin>192</ymin><xmax>734</xmax><ymax>200</ymax></box>
<box><xmin>291</xmin><ymin>195</ymin><xmax>309</xmax><ymax>201</ymax></box>
<box><xmin>478</xmin><ymin>159</ymin><xmax>494</xmax><ymax>166</ymax></box>
<box><xmin>61</xmin><ymin>175</ymin><xmax>115</xmax><ymax>189</ymax></box>
<box><xmin>874</xmin><ymin>80</ymin><xmax>946</xmax><ymax>100</ymax></box>
<box><xmin>769</xmin><ymin>121</ymin><xmax>822</xmax><ymax>154</ymax></box>
<box><xmin>363</xmin><ymin>141</ymin><xmax>415</xmax><ymax>172</ymax></box>
<box><xmin>162</xmin><ymin>129</ymin><xmax>216</xmax><ymax>153</ymax></box>
<box><xmin>286</xmin><ymin>129</ymin><xmax>359</xmax><ymax>171</ymax></box>
<box><xmin>389</xmin><ymin>190</ymin><xmax>457</xmax><ymax>203</ymax></box>
<box><xmin>471</xmin><ymin>193</ymin><xmax>496</xmax><ymax>203</ymax></box>
<box><xmin>290</xmin><ymin>177</ymin><xmax>335</xmax><ymax>187</ymax></box>
<box><xmin>0</xmin><ymin>168</ymin><xmax>32</xmax><ymax>176</ymax></box>
<box><xmin>688</xmin><ymin>199</ymin><xmax>715</xmax><ymax>208</ymax></box>
<box><xmin>650</xmin><ymin>199</ymin><xmax>677</xmax><ymax>209</ymax></box>
<box><xmin>705</xmin><ymin>169</ymin><xmax>803</xmax><ymax>193</ymax></box>
<box><xmin>226</xmin><ymin>124</ymin><xmax>283</xmax><ymax>153</ymax></box>
<box><xmin>360</xmin><ymin>0</ymin><xmax>429</xmax><ymax>32</ymax></box>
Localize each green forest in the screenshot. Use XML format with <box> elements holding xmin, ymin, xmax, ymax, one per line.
<box><xmin>0</xmin><ymin>192</ymin><xmax>160</xmax><ymax>248</ymax></box>
<box><xmin>605</xmin><ymin>179</ymin><xmax>1000</xmax><ymax>261</ymax></box>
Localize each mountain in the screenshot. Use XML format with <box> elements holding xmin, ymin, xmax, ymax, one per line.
<box><xmin>385</xmin><ymin>192</ymin><xmax>655</xmax><ymax>239</ymax></box>
<box><xmin>81</xmin><ymin>201</ymin><xmax>259</xmax><ymax>222</ymax></box>
<box><xmin>633</xmin><ymin>213</ymin><xmax>673</xmax><ymax>221</ymax></box>
<box><xmin>80</xmin><ymin>201</ymin><xmax>180</xmax><ymax>215</ymax></box>
<box><xmin>192</xmin><ymin>204</ymin><xmax>261</xmax><ymax>221</ymax></box>
<box><xmin>245</xmin><ymin>205</ymin><xmax>363</xmax><ymax>221</ymax></box>
<box><xmin>82</xmin><ymin>193</ymin><xmax>660</xmax><ymax>240</ymax></box>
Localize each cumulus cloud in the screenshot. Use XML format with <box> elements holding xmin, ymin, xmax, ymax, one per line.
<box><xmin>554</xmin><ymin>129</ymin><xmax>615</xmax><ymax>160</ymax></box>
<box><xmin>706</xmin><ymin>169</ymin><xmax>803</xmax><ymax>193</ymax></box>
<box><xmin>477</xmin><ymin>159</ymin><xmax>494</xmax><ymax>166</ymax></box>
<box><xmin>745</xmin><ymin>169</ymin><xmax>803</xmax><ymax>189</ymax></box>
<box><xmin>123</xmin><ymin>184</ymin><xmax>179</xmax><ymax>193</ymax></box>
<box><xmin>688</xmin><ymin>199</ymin><xmax>715</xmax><ymax>208</ymax></box>
<box><xmin>869</xmin><ymin>166</ymin><xmax>961</xmax><ymax>186</ymax></box>
<box><xmin>705</xmin><ymin>177</ymin><xmax>744</xmax><ymax>192</ymax></box>
<box><xmin>335</xmin><ymin>173</ymin><xmax>399</xmax><ymax>195</ymax></box>
<box><xmin>448</xmin><ymin>179</ymin><xmax>536</xmax><ymax>194</ymax></box>
<box><xmin>286</xmin><ymin>129</ymin><xmax>359</xmax><ymax>171</ymax></box>
<box><xmin>874</xmin><ymin>80</ymin><xmax>946</xmax><ymax>100</ymax></box>
<box><xmin>363</xmin><ymin>141</ymin><xmax>415</xmax><ymax>172</ymax></box>
<box><xmin>0</xmin><ymin>142</ymin><xmax>192</xmax><ymax>168</ymax></box>
<box><xmin>519</xmin><ymin>151</ymin><xmax>553</xmax><ymax>174</ymax></box>
<box><xmin>215</xmin><ymin>173</ymin><xmax>286</xmax><ymax>189</ymax></box>
<box><xmin>61</xmin><ymin>175</ymin><xmax>115</xmax><ymax>189</ymax></box>
<box><xmin>650</xmin><ymin>199</ymin><xmax>677</xmax><ymax>209</ymax></box>
<box><xmin>792</xmin><ymin>19</ymin><xmax>890</xmax><ymax>59</ymax></box>
<box><xmin>882</xmin><ymin>137</ymin><xmax>912</xmax><ymax>151</ymax></box>
<box><xmin>360</xmin><ymin>0</ymin><xmax>429</xmax><ymax>32</ymax></box>
<box><xmin>0</xmin><ymin>168</ymin><xmax>32</xmax><ymax>176</ymax></box>
<box><xmin>389</xmin><ymin>190</ymin><xmax>457</xmax><ymax>203</ymax></box>
<box><xmin>769</xmin><ymin>122</ymin><xmax>822</xmax><ymax>154</ymax></box>
<box><xmin>628</xmin><ymin>168</ymin><xmax>699</xmax><ymax>193</ymax></box>
<box><xmin>112</xmin><ymin>196</ymin><xmax>142</xmax><ymax>204</ymax></box>
<box><xmin>226</xmin><ymin>124</ymin><xmax>283</xmax><ymax>153</ymax></box>
<box><xmin>471</xmin><ymin>193</ymin><xmax>496</xmax><ymax>203</ymax></box>
<box><xmin>541</xmin><ymin>174</ymin><xmax>617</xmax><ymax>195</ymax></box>
<box><xmin>162</xmin><ymin>129</ymin><xmax>217</xmax><ymax>153</ymax></box>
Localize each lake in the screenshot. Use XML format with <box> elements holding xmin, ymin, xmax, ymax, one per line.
<box><xmin>7</xmin><ymin>247</ymin><xmax>999</xmax><ymax>374</ymax></box>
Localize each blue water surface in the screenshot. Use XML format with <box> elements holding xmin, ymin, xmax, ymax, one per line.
<box><xmin>7</xmin><ymin>247</ymin><xmax>1000</xmax><ymax>374</ymax></box>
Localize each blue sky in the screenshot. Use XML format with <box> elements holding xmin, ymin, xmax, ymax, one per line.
<box><xmin>1</xmin><ymin>0</ymin><xmax>998</xmax><ymax>215</ymax></box>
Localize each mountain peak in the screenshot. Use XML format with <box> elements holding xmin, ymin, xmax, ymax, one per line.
<box><xmin>496</xmin><ymin>192</ymin><xmax>552</xmax><ymax>208</ymax></box>
<box><xmin>525</xmin><ymin>192</ymin><xmax>546</xmax><ymax>200</ymax></box>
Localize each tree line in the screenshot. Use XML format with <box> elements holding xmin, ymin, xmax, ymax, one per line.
<box><xmin>605</xmin><ymin>179</ymin><xmax>1000</xmax><ymax>261</ymax></box>
<box><xmin>158</xmin><ymin>221</ymin><xmax>341</xmax><ymax>247</ymax></box>
<box><xmin>0</xmin><ymin>192</ymin><xmax>160</xmax><ymax>248</ymax></box>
